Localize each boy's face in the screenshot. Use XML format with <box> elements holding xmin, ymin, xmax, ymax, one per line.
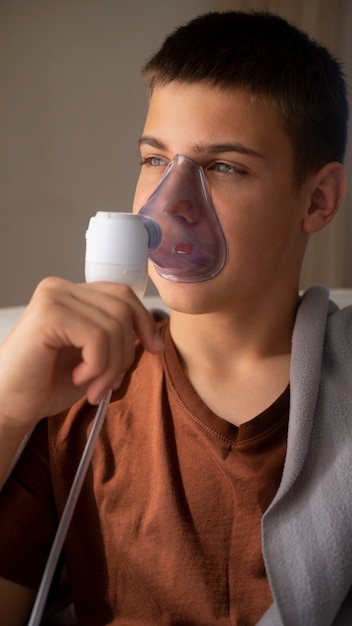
<box><xmin>133</xmin><ymin>82</ymin><xmax>314</xmax><ymax>312</ymax></box>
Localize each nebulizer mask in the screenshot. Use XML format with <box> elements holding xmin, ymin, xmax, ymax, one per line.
<box><xmin>139</xmin><ymin>153</ymin><xmax>227</xmax><ymax>282</ymax></box>
<box><xmin>86</xmin><ymin>154</ymin><xmax>227</xmax><ymax>289</ymax></box>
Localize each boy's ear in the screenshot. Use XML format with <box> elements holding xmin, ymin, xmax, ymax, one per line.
<box><xmin>303</xmin><ymin>162</ymin><xmax>347</xmax><ymax>234</ymax></box>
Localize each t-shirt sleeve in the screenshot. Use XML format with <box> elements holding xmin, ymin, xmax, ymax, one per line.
<box><xmin>0</xmin><ymin>419</ymin><xmax>57</xmax><ymax>588</ymax></box>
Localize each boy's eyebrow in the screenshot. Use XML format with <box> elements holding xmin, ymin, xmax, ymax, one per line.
<box><xmin>193</xmin><ymin>141</ymin><xmax>265</xmax><ymax>159</ymax></box>
<box><xmin>138</xmin><ymin>135</ymin><xmax>264</xmax><ymax>159</ymax></box>
<box><xmin>138</xmin><ymin>136</ymin><xmax>166</xmax><ymax>150</ymax></box>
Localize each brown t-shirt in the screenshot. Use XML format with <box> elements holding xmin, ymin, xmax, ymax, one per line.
<box><xmin>0</xmin><ymin>320</ymin><xmax>289</xmax><ymax>625</ymax></box>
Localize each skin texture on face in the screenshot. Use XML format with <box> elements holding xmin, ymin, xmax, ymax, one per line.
<box><xmin>133</xmin><ymin>82</ymin><xmax>341</xmax><ymax>317</ymax></box>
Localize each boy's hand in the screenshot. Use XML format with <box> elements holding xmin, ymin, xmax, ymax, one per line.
<box><xmin>0</xmin><ymin>277</ymin><xmax>164</xmax><ymax>430</ymax></box>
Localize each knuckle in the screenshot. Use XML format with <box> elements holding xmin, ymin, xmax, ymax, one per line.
<box><xmin>114</xmin><ymin>283</ymin><xmax>134</xmax><ymax>298</ymax></box>
<box><xmin>96</xmin><ymin>282</ymin><xmax>135</xmax><ymax>301</ymax></box>
<box><xmin>35</xmin><ymin>276</ymin><xmax>67</xmax><ymax>295</ymax></box>
<box><xmin>32</xmin><ymin>277</ymin><xmax>68</xmax><ymax>310</ymax></box>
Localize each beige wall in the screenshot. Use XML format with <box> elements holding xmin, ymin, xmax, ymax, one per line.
<box><xmin>0</xmin><ymin>0</ymin><xmax>212</xmax><ymax>305</ymax></box>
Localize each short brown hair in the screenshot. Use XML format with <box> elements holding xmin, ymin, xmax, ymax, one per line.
<box><xmin>142</xmin><ymin>11</ymin><xmax>349</xmax><ymax>185</ymax></box>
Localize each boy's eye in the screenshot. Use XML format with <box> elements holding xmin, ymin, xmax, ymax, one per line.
<box><xmin>211</xmin><ymin>162</ymin><xmax>246</xmax><ymax>175</ymax></box>
<box><xmin>140</xmin><ymin>156</ymin><xmax>168</xmax><ymax>168</ymax></box>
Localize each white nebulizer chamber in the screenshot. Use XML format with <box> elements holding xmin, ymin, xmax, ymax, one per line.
<box><xmin>85</xmin><ymin>211</ymin><xmax>150</xmax><ymax>297</ymax></box>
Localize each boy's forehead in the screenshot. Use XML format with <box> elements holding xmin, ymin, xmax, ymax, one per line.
<box><xmin>145</xmin><ymin>81</ymin><xmax>280</xmax><ymax>128</ymax></box>
<box><xmin>143</xmin><ymin>82</ymin><xmax>291</xmax><ymax>158</ymax></box>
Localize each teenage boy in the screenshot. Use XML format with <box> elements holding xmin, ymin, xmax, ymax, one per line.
<box><xmin>0</xmin><ymin>10</ymin><xmax>350</xmax><ymax>626</ymax></box>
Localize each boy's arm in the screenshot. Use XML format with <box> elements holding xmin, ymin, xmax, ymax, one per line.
<box><xmin>0</xmin><ymin>577</ymin><xmax>36</xmax><ymax>626</ymax></box>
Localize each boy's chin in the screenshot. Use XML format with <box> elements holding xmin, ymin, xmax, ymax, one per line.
<box><xmin>149</xmin><ymin>271</ymin><xmax>225</xmax><ymax>315</ymax></box>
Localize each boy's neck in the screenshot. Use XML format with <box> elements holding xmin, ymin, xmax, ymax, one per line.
<box><xmin>168</xmin><ymin>291</ymin><xmax>299</xmax><ymax>426</ymax></box>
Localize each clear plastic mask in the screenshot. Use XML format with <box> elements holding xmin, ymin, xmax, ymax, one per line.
<box><xmin>139</xmin><ymin>154</ymin><xmax>227</xmax><ymax>283</ymax></box>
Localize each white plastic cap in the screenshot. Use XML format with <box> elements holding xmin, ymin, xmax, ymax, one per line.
<box><xmin>85</xmin><ymin>212</ymin><xmax>148</xmax><ymax>266</ymax></box>
<box><xmin>85</xmin><ymin>212</ymin><xmax>149</xmax><ymax>297</ymax></box>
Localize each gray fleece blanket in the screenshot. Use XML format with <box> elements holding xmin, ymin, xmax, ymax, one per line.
<box><xmin>259</xmin><ymin>286</ymin><xmax>352</xmax><ymax>625</ymax></box>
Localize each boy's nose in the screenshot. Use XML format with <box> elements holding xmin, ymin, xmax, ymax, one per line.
<box><xmin>164</xmin><ymin>200</ymin><xmax>191</xmax><ymax>214</ymax></box>
<box><xmin>163</xmin><ymin>200</ymin><xmax>194</xmax><ymax>219</ymax></box>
